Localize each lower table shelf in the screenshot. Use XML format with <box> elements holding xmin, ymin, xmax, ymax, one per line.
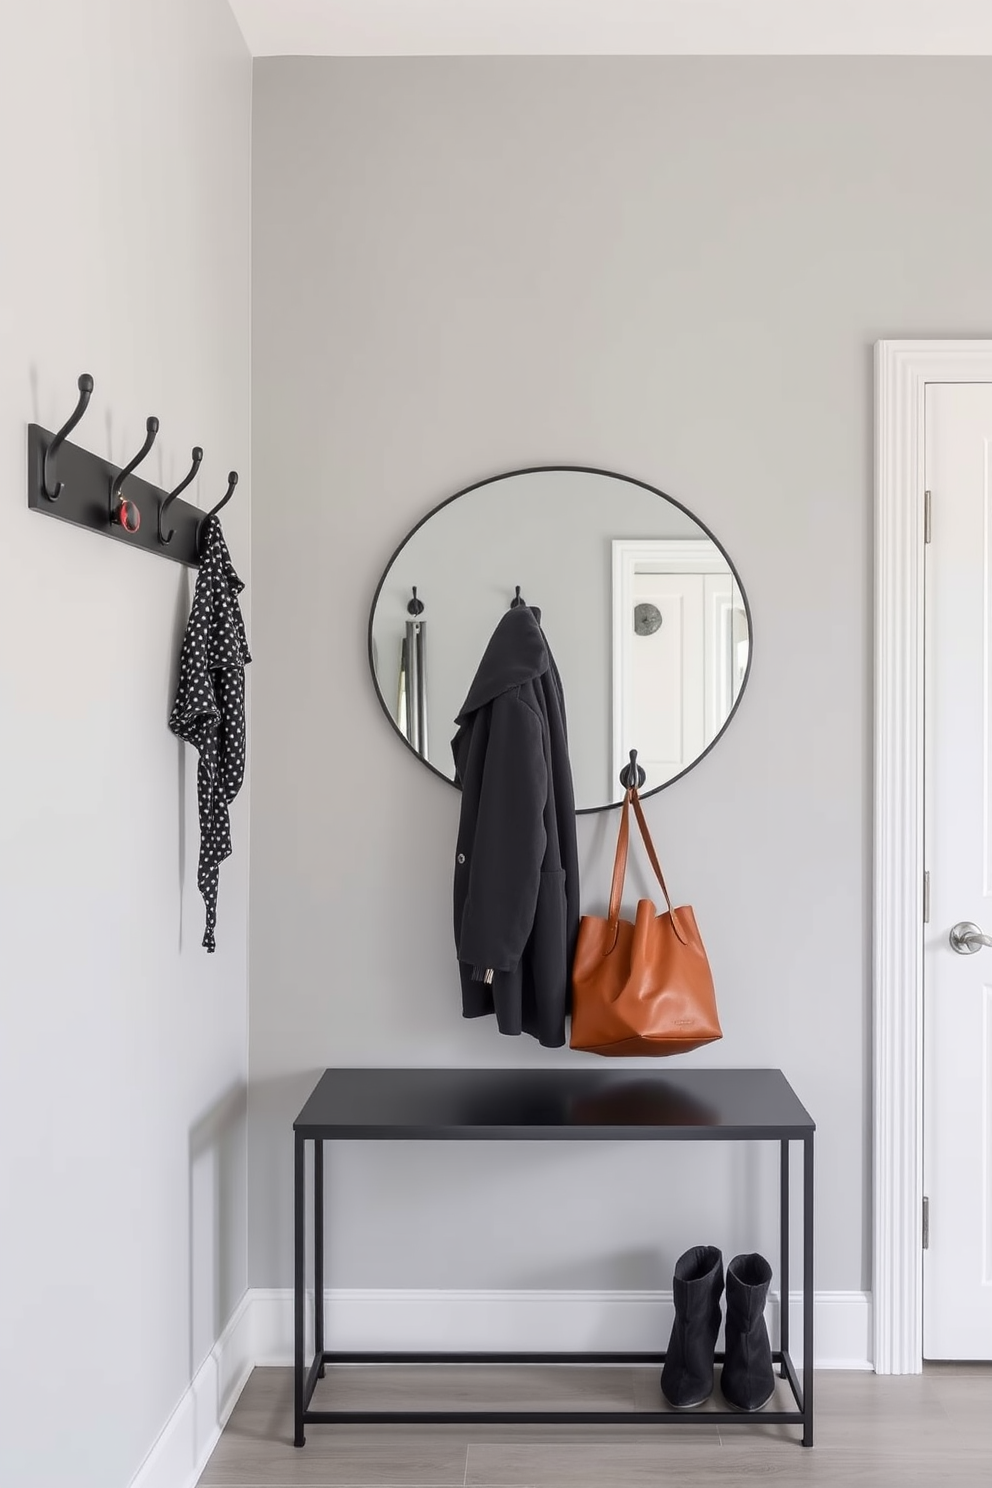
<box><xmin>298</xmin><ymin>1348</ymin><xmax>807</xmax><ymax>1430</ymax></box>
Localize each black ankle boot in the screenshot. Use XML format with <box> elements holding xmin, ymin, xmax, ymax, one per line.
<box><xmin>660</xmin><ymin>1245</ymin><xmax>724</xmax><ymax>1408</ymax></box>
<box><xmin>720</xmin><ymin>1252</ymin><xmax>775</xmax><ymax>1411</ymax></box>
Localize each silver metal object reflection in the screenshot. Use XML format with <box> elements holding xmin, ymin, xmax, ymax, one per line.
<box><xmin>949</xmin><ymin>920</ymin><xmax>992</xmax><ymax>954</ymax></box>
<box><xmin>403</xmin><ymin>619</ymin><xmax>429</xmax><ymax>759</ymax></box>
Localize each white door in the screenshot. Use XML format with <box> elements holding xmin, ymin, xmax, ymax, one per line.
<box><xmin>924</xmin><ymin>382</ymin><xmax>992</xmax><ymax>1358</ymax></box>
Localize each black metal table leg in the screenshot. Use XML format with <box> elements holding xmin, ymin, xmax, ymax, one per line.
<box><xmin>294</xmin><ymin>1130</ymin><xmax>306</xmax><ymax>1448</ymax></box>
<box><xmin>314</xmin><ymin>1139</ymin><xmax>325</xmax><ymax>1378</ymax></box>
<box><xmin>802</xmin><ymin>1133</ymin><xmax>814</xmax><ymax>1447</ymax></box>
<box><xmin>780</xmin><ymin>1138</ymin><xmax>790</xmax><ymax>1379</ymax></box>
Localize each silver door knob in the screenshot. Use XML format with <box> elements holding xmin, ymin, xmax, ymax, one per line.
<box><xmin>949</xmin><ymin>921</ymin><xmax>992</xmax><ymax>954</ymax></box>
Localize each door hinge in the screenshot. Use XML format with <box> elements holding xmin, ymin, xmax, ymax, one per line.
<box><xmin>925</xmin><ymin>489</ymin><xmax>932</xmax><ymax>544</ymax></box>
<box><xmin>924</xmin><ymin>870</ymin><xmax>930</xmax><ymax>924</ymax></box>
<box><xmin>923</xmin><ymin>1195</ymin><xmax>930</xmax><ymax>1250</ymax></box>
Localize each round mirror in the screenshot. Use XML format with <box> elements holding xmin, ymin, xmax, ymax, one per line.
<box><xmin>368</xmin><ymin>467</ymin><xmax>752</xmax><ymax>812</ymax></box>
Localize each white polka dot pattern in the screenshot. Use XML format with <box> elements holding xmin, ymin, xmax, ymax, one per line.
<box><xmin>169</xmin><ymin>515</ymin><xmax>251</xmax><ymax>952</ymax></box>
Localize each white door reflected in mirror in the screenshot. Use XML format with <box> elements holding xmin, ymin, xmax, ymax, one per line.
<box><xmin>613</xmin><ymin>540</ymin><xmax>747</xmax><ymax>793</ymax></box>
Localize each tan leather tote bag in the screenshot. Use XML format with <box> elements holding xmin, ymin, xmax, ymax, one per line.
<box><xmin>570</xmin><ymin>786</ymin><xmax>722</xmax><ymax>1057</ymax></box>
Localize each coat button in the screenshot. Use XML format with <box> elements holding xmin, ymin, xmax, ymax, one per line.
<box><xmin>457</xmin><ymin>853</ymin><xmax>466</xmax><ymax>865</ymax></box>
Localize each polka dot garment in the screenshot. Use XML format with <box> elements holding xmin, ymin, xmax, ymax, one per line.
<box><xmin>169</xmin><ymin>515</ymin><xmax>251</xmax><ymax>952</ymax></box>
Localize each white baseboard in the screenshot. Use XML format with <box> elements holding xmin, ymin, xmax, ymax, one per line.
<box><xmin>128</xmin><ymin>1291</ymin><xmax>254</xmax><ymax>1488</ymax></box>
<box><xmin>254</xmin><ymin>1286</ymin><xmax>873</xmax><ymax>1371</ymax></box>
<box><xmin>131</xmin><ymin>1283</ymin><xmax>871</xmax><ymax>1487</ymax></box>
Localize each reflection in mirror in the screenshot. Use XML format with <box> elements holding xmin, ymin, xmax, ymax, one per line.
<box><xmin>612</xmin><ymin>539</ymin><xmax>749</xmax><ymax>793</ymax></box>
<box><xmin>369</xmin><ymin>468</ymin><xmax>751</xmax><ymax>812</ymax></box>
<box><xmin>399</xmin><ymin>618</ymin><xmax>428</xmax><ymax>758</ymax></box>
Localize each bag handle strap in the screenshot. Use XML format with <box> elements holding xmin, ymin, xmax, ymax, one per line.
<box><xmin>607</xmin><ymin>788</ymin><xmax>632</xmax><ymax>926</ymax></box>
<box><xmin>607</xmin><ymin>786</ymin><xmax>688</xmax><ymax>946</ymax></box>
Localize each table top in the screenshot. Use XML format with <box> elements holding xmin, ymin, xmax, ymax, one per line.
<box><xmin>294</xmin><ymin>1068</ymin><xmax>814</xmax><ymax>1140</ymax></box>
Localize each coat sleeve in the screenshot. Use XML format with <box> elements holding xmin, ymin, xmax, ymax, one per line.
<box><xmin>456</xmin><ymin>692</ymin><xmax>548</xmax><ymax>976</ymax></box>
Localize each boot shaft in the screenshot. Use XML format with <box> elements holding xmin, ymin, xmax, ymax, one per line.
<box><xmin>672</xmin><ymin>1244</ymin><xmax>724</xmax><ymax>1315</ymax></box>
<box><xmin>725</xmin><ymin>1251</ymin><xmax>772</xmax><ymax>1324</ymax></box>
<box><xmin>660</xmin><ymin>1245</ymin><xmax>724</xmax><ymax>1410</ymax></box>
<box><xmin>721</xmin><ymin>1252</ymin><xmax>774</xmax><ymax>1413</ymax></box>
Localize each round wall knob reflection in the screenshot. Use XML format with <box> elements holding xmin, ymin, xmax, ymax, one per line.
<box><xmin>634</xmin><ymin>602</ymin><xmax>663</xmax><ymax>636</ymax></box>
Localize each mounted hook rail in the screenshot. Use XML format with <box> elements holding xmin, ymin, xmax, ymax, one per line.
<box><xmin>27</xmin><ymin>371</ymin><xmax>235</xmax><ymax>567</ymax></box>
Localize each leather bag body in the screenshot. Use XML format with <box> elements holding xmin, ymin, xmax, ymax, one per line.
<box><xmin>569</xmin><ymin>786</ymin><xmax>722</xmax><ymax>1056</ymax></box>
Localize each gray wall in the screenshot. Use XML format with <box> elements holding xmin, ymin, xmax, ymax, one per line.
<box><xmin>0</xmin><ymin>4</ymin><xmax>251</xmax><ymax>1486</ymax></box>
<box><xmin>249</xmin><ymin>56</ymin><xmax>992</xmax><ymax>1299</ymax></box>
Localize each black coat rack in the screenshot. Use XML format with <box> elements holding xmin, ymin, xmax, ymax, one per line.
<box><xmin>27</xmin><ymin>372</ymin><xmax>238</xmax><ymax>568</ymax></box>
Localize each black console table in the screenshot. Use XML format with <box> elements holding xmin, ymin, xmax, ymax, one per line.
<box><xmin>293</xmin><ymin>1067</ymin><xmax>814</xmax><ymax>1447</ymax></box>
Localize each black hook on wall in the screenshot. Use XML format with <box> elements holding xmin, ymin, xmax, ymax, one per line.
<box><xmin>197</xmin><ymin>471</ymin><xmax>238</xmax><ymax>554</ymax></box>
<box><xmin>110</xmin><ymin>416</ymin><xmax>159</xmax><ymax>533</ymax></box>
<box><xmin>619</xmin><ymin>748</ymin><xmax>647</xmax><ymax>791</ymax></box>
<box><xmin>160</xmin><ymin>446</ymin><xmax>203</xmax><ymax>545</ymax></box>
<box><xmin>43</xmin><ymin>372</ymin><xmax>94</xmax><ymax>500</ymax></box>
<box><xmin>407</xmin><ymin>586</ymin><xmax>425</xmax><ymax>616</ymax></box>
<box><xmin>510</xmin><ymin>586</ymin><xmax>526</xmax><ymax>608</ymax></box>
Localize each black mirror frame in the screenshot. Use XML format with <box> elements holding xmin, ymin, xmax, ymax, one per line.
<box><xmin>367</xmin><ymin>465</ymin><xmax>754</xmax><ymax>814</ymax></box>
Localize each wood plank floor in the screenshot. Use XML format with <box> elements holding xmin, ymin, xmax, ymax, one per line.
<box><xmin>196</xmin><ymin>1362</ymin><xmax>992</xmax><ymax>1487</ymax></box>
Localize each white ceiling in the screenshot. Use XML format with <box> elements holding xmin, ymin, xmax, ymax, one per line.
<box><xmin>228</xmin><ymin>0</ymin><xmax>992</xmax><ymax>57</ymax></box>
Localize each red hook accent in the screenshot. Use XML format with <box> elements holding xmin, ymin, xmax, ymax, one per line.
<box><xmin>111</xmin><ymin>497</ymin><xmax>141</xmax><ymax>534</ymax></box>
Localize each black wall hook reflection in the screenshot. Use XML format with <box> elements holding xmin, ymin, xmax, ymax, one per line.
<box><xmin>407</xmin><ymin>586</ymin><xmax>425</xmax><ymax>616</ymax></box>
<box><xmin>43</xmin><ymin>373</ymin><xmax>94</xmax><ymax>500</ymax></box>
<box><xmin>197</xmin><ymin>471</ymin><xmax>238</xmax><ymax>554</ymax></box>
<box><xmin>160</xmin><ymin>446</ymin><xmax>202</xmax><ymax>545</ymax></box>
<box><xmin>510</xmin><ymin>586</ymin><xmax>525</xmax><ymax>608</ymax></box>
<box><xmin>619</xmin><ymin>748</ymin><xmax>647</xmax><ymax>791</ymax></box>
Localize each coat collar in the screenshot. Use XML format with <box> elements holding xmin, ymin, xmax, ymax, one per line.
<box><xmin>455</xmin><ymin>605</ymin><xmax>549</xmax><ymax>721</ymax></box>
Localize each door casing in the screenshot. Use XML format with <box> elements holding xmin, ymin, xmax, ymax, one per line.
<box><xmin>874</xmin><ymin>339</ymin><xmax>992</xmax><ymax>1373</ymax></box>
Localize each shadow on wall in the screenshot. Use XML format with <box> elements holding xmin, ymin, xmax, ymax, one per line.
<box><xmin>189</xmin><ymin>1079</ymin><xmax>248</xmax><ymax>1374</ymax></box>
<box><xmin>247</xmin><ymin>1069</ymin><xmax>327</xmax><ymax>1287</ymax></box>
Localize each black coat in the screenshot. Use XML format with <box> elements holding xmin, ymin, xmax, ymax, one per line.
<box><xmin>451</xmin><ymin>606</ymin><xmax>580</xmax><ymax>1048</ymax></box>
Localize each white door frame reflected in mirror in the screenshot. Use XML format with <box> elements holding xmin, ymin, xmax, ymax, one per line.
<box><xmin>612</xmin><ymin>539</ymin><xmax>748</xmax><ymax>796</ymax></box>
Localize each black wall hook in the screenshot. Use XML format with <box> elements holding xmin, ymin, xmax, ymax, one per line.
<box><xmin>160</xmin><ymin>446</ymin><xmax>202</xmax><ymax>544</ymax></box>
<box><xmin>407</xmin><ymin>586</ymin><xmax>425</xmax><ymax>616</ymax></box>
<box><xmin>111</xmin><ymin>416</ymin><xmax>159</xmax><ymax>511</ymax></box>
<box><xmin>43</xmin><ymin>373</ymin><xmax>94</xmax><ymax>500</ymax></box>
<box><xmin>510</xmin><ymin>585</ymin><xmax>525</xmax><ymax>608</ymax></box>
<box><xmin>197</xmin><ymin>471</ymin><xmax>238</xmax><ymax>553</ymax></box>
<box><xmin>619</xmin><ymin>748</ymin><xmax>647</xmax><ymax>791</ymax></box>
